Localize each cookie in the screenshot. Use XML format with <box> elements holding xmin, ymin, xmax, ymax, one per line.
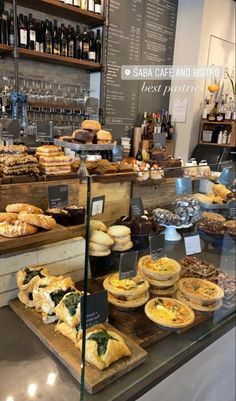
<box><xmin>107</xmin><ymin>225</ymin><xmax>131</xmax><ymax>238</ymax></box>
<box><xmin>90</xmin><ymin>220</ymin><xmax>107</xmax><ymax>232</ymax></box>
<box><xmin>112</xmin><ymin>241</ymin><xmax>133</xmax><ymax>252</ymax></box>
<box><xmin>90</xmin><ymin>230</ymin><xmax>114</xmax><ymax>246</ymax></box>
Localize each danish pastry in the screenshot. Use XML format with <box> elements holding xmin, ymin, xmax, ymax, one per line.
<box><xmin>0</xmin><ymin>220</ymin><xmax>38</xmax><ymax>237</ymax></box>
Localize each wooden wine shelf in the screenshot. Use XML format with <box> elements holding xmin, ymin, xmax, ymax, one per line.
<box><xmin>5</xmin><ymin>0</ymin><xmax>105</xmax><ymax>25</ymax></box>
<box><xmin>28</xmin><ymin>101</ymin><xmax>85</xmax><ymax>111</ymax></box>
<box><xmin>0</xmin><ymin>44</ymin><xmax>102</xmax><ymax>71</ymax></box>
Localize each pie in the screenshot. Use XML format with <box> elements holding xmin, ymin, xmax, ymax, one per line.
<box><xmin>176</xmin><ymin>290</ymin><xmax>223</xmax><ymax>312</ymax></box>
<box><xmin>145</xmin><ymin>297</ymin><xmax>195</xmax><ymax>329</ymax></box>
<box><xmin>138</xmin><ymin>256</ymin><xmax>181</xmax><ymax>280</ymax></box>
<box><xmin>77</xmin><ymin>326</ymin><xmax>132</xmax><ymax>370</ymax></box>
<box><xmin>178</xmin><ymin>278</ymin><xmax>224</xmax><ymax>304</ymax></box>
<box><xmin>108</xmin><ymin>291</ymin><xmax>150</xmax><ymax>309</ymax></box>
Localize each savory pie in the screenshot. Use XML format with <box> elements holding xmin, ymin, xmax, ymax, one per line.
<box><xmin>178</xmin><ymin>278</ymin><xmax>224</xmax><ymax>304</ymax></box>
<box><xmin>16</xmin><ymin>266</ymin><xmax>49</xmax><ymax>293</ymax></box>
<box><xmin>55</xmin><ymin>321</ymin><xmax>81</xmax><ymax>345</ymax></box>
<box><xmin>55</xmin><ymin>290</ymin><xmax>84</xmax><ymax>328</ymax></box>
<box><xmin>149</xmin><ymin>284</ymin><xmax>177</xmax><ymax>296</ymax></box>
<box><xmin>77</xmin><ymin>326</ymin><xmax>132</xmax><ymax>370</ymax></box>
<box><xmin>103</xmin><ymin>274</ymin><xmax>149</xmax><ymax>298</ymax></box>
<box><xmin>108</xmin><ymin>291</ymin><xmax>150</xmax><ymax>309</ymax></box>
<box><xmin>138</xmin><ymin>256</ymin><xmax>181</xmax><ymax>280</ymax></box>
<box><xmin>144</xmin><ymin>274</ymin><xmax>180</xmax><ymax>288</ymax></box>
<box><xmin>145</xmin><ymin>297</ymin><xmax>195</xmax><ymax>329</ymax></box>
<box><xmin>176</xmin><ymin>290</ymin><xmax>223</xmax><ymax>312</ymax></box>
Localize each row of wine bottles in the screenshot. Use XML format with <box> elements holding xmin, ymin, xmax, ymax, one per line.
<box><xmin>137</xmin><ymin>110</ymin><xmax>174</xmax><ymax>141</ymax></box>
<box><xmin>0</xmin><ymin>9</ymin><xmax>102</xmax><ymax>62</ymax></box>
<box><xmin>56</xmin><ymin>0</ymin><xmax>103</xmax><ymax>14</ymax></box>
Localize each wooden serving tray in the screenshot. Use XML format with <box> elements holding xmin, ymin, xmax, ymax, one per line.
<box><xmin>10</xmin><ymin>298</ymin><xmax>147</xmax><ymax>394</ymax></box>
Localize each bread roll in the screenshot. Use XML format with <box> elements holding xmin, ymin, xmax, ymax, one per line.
<box><xmin>81</xmin><ymin>120</ymin><xmax>101</xmax><ymax>132</ymax></box>
<box><xmin>18</xmin><ymin>212</ymin><xmax>56</xmax><ymax>230</ymax></box>
<box><xmin>96</xmin><ymin>130</ymin><xmax>112</xmax><ymax>141</ymax></box>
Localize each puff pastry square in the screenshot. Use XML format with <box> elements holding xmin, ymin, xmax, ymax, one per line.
<box><xmin>16</xmin><ymin>266</ymin><xmax>49</xmax><ymax>293</ymax></box>
<box><xmin>55</xmin><ymin>290</ymin><xmax>83</xmax><ymax>328</ymax></box>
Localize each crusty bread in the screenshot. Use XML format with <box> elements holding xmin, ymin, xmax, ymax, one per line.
<box><xmin>72</xmin><ymin>129</ymin><xmax>94</xmax><ymax>143</ymax></box>
<box><xmin>6</xmin><ymin>203</ymin><xmax>43</xmax><ymax>214</ymax></box>
<box><xmin>18</xmin><ymin>212</ymin><xmax>56</xmax><ymax>230</ymax></box>
<box><xmin>96</xmin><ymin>130</ymin><xmax>112</xmax><ymax>141</ymax></box>
<box><xmin>81</xmin><ymin>120</ymin><xmax>101</xmax><ymax>132</ymax></box>
<box><xmin>0</xmin><ymin>221</ymin><xmax>38</xmax><ymax>237</ymax></box>
<box><xmin>0</xmin><ymin>212</ymin><xmax>18</xmax><ymax>223</ymax></box>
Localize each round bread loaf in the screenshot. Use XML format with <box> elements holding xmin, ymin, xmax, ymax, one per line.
<box><xmin>0</xmin><ymin>212</ymin><xmax>18</xmax><ymax>222</ymax></box>
<box><xmin>0</xmin><ymin>221</ymin><xmax>38</xmax><ymax>237</ymax></box>
<box><xmin>96</xmin><ymin>130</ymin><xmax>112</xmax><ymax>141</ymax></box>
<box><xmin>6</xmin><ymin>203</ymin><xmax>43</xmax><ymax>214</ymax></box>
<box><xmin>90</xmin><ymin>230</ymin><xmax>114</xmax><ymax>246</ymax></box>
<box><xmin>81</xmin><ymin>120</ymin><xmax>101</xmax><ymax>132</ymax></box>
<box><xmin>107</xmin><ymin>225</ymin><xmax>131</xmax><ymax>238</ymax></box>
<box><xmin>72</xmin><ymin>129</ymin><xmax>94</xmax><ymax>143</ymax></box>
<box><xmin>18</xmin><ymin>212</ymin><xmax>56</xmax><ymax>230</ymax></box>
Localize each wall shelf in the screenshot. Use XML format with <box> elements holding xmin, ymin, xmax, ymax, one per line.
<box><xmin>5</xmin><ymin>0</ymin><xmax>105</xmax><ymax>26</ymax></box>
<box><xmin>0</xmin><ymin>44</ymin><xmax>102</xmax><ymax>71</ymax></box>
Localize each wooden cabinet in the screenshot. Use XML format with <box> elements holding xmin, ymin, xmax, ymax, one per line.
<box><xmin>199</xmin><ymin>119</ymin><xmax>236</xmax><ymax>147</ymax></box>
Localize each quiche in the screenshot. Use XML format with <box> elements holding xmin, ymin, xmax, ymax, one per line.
<box><xmin>145</xmin><ymin>297</ymin><xmax>195</xmax><ymax>329</ymax></box>
<box><xmin>77</xmin><ymin>326</ymin><xmax>132</xmax><ymax>370</ymax></box>
<box><xmin>108</xmin><ymin>291</ymin><xmax>150</xmax><ymax>309</ymax></box>
<box><xmin>178</xmin><ymin>278</ymin><xmax>224</xmax><ymax>304</ymax></box>
<box><xmin>103</xmin><ymin>273</ymin><xmax>149</xmax><ymax>298</ymax></box>
<box><xmin>176</xmin><ymin>290</ymin><xmax>223</xmax><ymax>312</ymax></box>
<box><xmin>138</xmin><ymin>256</ymin><xmax>181</xmax><ymax>280</ymax></box>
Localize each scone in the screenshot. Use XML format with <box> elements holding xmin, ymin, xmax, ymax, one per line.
<box><xmin>77</xmin><ymin>326</ymin><xmax>132</xmax><ymax>370</ymax></box>
<box><xmin>107</xmin><ymin>225</ymin><xmax>131</xmax><ymax>238</ymax></box>
<box><xmin>90</xmin><ymin>230</ymin><xmax>114</xmax><ymax>247</ymax></box>
<box><xmin>112</xmin><ymin>241</ymin><xmax>133</xmax><ymax>252</ymax></box>
<box><xmin>90</xmin><ymin>220</ymin><xmax>107</xmax><ymax>232</ymax></box>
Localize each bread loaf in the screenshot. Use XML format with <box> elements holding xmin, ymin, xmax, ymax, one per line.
<box><xmin>81</xmin><ymin>120</ymin><xmax>101</xmax><ymax>132</ymax></box>
<box><xmin>18</xmin><ymin>212</ymin><xmax>56</xmax><ymax>230</ymax></box>
<box><xmin>0</xmin><ymin>221</ymin><xmax>38</xmax><ymax>237</ymax></box>
<box><xmin>6</xmin><ymin>203</ymin><xmax>43</xmax><ymax>214</ymax></box>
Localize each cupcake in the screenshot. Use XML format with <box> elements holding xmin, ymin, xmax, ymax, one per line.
<box><xmin>65</xmin><ymin>205</ymin><xmax>86</xmax><ymax>225</ymax></box>
<box><xmin>45</xmin><ymin>208</ymin><xmax>69</xmax><ymax>226</ymax></box>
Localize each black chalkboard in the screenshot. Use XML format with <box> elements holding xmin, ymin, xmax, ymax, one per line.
<box><xmin>130</xmin><ymin>197</ymin><xmax>144</xmax><ymax>217</ymax></box>
<box><xmin>119</xmin><ymin>251</ymin><xmax>138</xmax><ymax>280</ymax></box>
<box><xmin>48</xmin><ymin>185</ymin><xmax>69</xmax><ymax>208</ymax></box>
<box><xmin>0</xmin><ymin>118</ymin><xmax>20</xmax><ymax>141</ymax></box>
<box><xmin>149</xmin><ymin>234</ymin><xmax>165</xmax><ymax>260</ymax></box>
<box><xmin>80</xmin><ymin>291</ymin><xmax>108</xmax><ymax>329</ymax></box>
<box><xmin>36</xmin><ymin>121</ymin><xmax>53</xmax><ymax>142</ymax></box>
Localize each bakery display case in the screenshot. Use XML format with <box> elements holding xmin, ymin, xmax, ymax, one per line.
<box><xmin>0</xmin><ymin>161</ymin><xmax>235</xmax><ymax>401</ymax></box>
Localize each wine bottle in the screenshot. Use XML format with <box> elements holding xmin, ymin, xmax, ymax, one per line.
<box><xmin>40</xmin><ymin>21</ymin><xmax>45</xmax><ymax>52</ymax></box>
<box><xmin>94</xmin><ymin>0</ymin><xmax>102</xmax><ymax>14</ymax></box>
<box><xmin>167</xmin><ymin>114</ymin><xmax>174</xmax><ymax>140</ymax></box>
<box><xmin>53</xmin><ymin>20</ymin><xmax>60</xmax><ymax>55</ymax></box>
<box><xmin>81</xmin><ymin>0</ymin><xmax>88</xmax><ymax>10</ymax></box>
<box><xmin>88</xmin><ymin>30</ymin><xmax>96</xmax><ymax>62</ymax></box>
<box><xmin>82</xmin><ymin>28</ymin><xmax>89</xmax><ymax>60</ymax></box>
<box><xmin>28</xmin><ymin>13</ymin><xmax>36</xmax><ymax>50</ymax></box>
<box><xmin>75</xmin><ymin>25</ymin><xmax>82</xmax><ymax>59</ymax></box>
<box><xmin>45</xmin><ymin>19</ymin><xmax>52</xmax><ymax>54</ymax></box>
<box><xmin>8</xmin><ymin>9</ymin><xmax>14</xmax><ymax>46</ymax></box>
<box><xmin>95</xmin><ymin>29</ymin><xmax>101</xmax><ymax>63</ymax></box>
<box><xmin>161</xmin><ymin>111</ymin><xmax>168</xmax><ymax>137</ymax></box>
<box><xmin>19</xmin><ymin>13</ymin><xmax>27</xmax><ymax>48</ymax></box>
<box><xmin>60</xmin><ymin>24</ymin><xmax>68</xmax><ymax>57</ymax></box>
<box><xmin>88</xmin><ymin>0</ymin><xmax>95</xmax><ymax>12</ymax></box>
<box><xmin>67</xmin><ymin>25</ymin><xmax>75</xmax><ymax>58</ymax></box>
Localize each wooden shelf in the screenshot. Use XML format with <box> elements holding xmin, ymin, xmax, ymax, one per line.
<box><xmin>0</xmin><ymin>45</ymin><xmax>102</xmax><ymax>71</ymax></box>
<box><xmin>201</xmin><ymin>119</ymin><xmax>235</xmax><ymax>125</ymax></box>
<box><xmin>199</xmin><ymin>142</ymin><xmax>234</xmax><ymax>148</ymax></box>
<box><xmin>28</xmin><ymin>101</ymin><xmax>85</xmax><ymax>112</ymax></box>
<box><xmin>5</xmin><ymin>0</ymin><xmax>105</xmax><ymax>25</ymax></box>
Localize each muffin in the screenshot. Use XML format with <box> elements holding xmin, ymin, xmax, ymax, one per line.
<box><xmin>65</xmin><ymin>206</ymin><xmax>86</xmax><ymax>225</ymax></box>
<box><xmin>45</xmin><ymin>208</ymin><xmax>69</xmax><ymax>226</ymax></box>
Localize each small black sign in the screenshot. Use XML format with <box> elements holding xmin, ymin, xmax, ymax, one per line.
<box><xmin>228</xmin><ymin>200</ymin><xmax>236</xmax><ymax>219</ymax></box>
<box><xmin>80</xmin><ymin>290</ymin><xmax>108</xmax><ymax>329</ymax></box>
<box><xmin>91</xmin><ymin>195</ymin><xmax>105</xmax><ymax>216</ymax></box>
<box><xmin>0</xmin><ymin>118</ymin><xmax>20</xmax><ymax>141</ymax></box>
<box><xmin>130</xmin><ymin>197</ymin><xmax>144</xmax><ymax>217</ymax></box>
<box><xmin>36</xmin><ymin>121</ymin><xmax>53</xmax><ymax>142</ymax></box>
<box><xmin>149</xmin><ymin>234</ymin><xmax>165</xmax><ymax>260</ymax></box>
<box><xmin>48</xmin><ymin>185</ymin><xmax>69</xmax><ymax>208</ymax></box>
<box><xmin>176</xmin><ymin>177</ymin><xmax>192</xmax><ymax>195</ymax></box>
<box><xmin>119</xmin><ymin>251</ymin><xmax>138</xmax><ymax>280</ymax></box>
<box><xmin>153</xmin><ymin>132</ymin><xmax>166</xmax><ymax>148</ymax></box>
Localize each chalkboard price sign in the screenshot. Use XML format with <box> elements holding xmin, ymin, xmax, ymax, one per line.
<box><xmin>149</xmin><ymin>234</ymin><xmax>165</xmax><ymax>260</ymax></box>
<box><xmin>0</xmin><ymin>118</ymin><xmax>20</xmax><ymax>141</ymax></box>
<box><xmin>119</xmin><ymin>251</ymin><xmax>138</xmax><ymax>280</ymax></box>
<box><xmin>130</xmin><ymin>197</ymin><xmax>144</xmax><ymax>217</ymax></box>
<box><xmin>36</xmin><ymin>121</ymin><xmax>53</xmax><ymax>142</ymax></box>
<box><xmin>80</xmin><ymin>291</ymin><xmax>108</xmax><ymax>329</ymax></box>
<box><xmin>48</xmin><ymin>185</ymin><xmax>69</xmax><ymax>208</ymax></box>
<box><xmin>228</xmin><ymin>200</ymin><xmax>236</xmax><ymax>219</ymax></box>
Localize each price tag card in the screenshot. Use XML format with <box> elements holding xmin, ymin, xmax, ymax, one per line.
<box><xmin>176</xmin><ymin>177</ymin><xmax>192</xmax><ymax>195</ymax></box>
<box><xmin>184</xmin><ymin>233</ymin><xmax>201</xmax><ymax>256</ymax></box>
<box><xmin>130</xmin><ymin>197</ymin><xmax>144</xmax><ymax>217</ymax></box>
<box><xmin>228</xmin><ymin>200</ymin><xmax>236</xmax><ymax>219</ymax></box>
<box><xmin>36</xmin><ymin>121</ymin><xmax>53</xmax><ymax>142</ymax></box>
<box><xmin>91</xmin><ymin>196</ymin><xmax>105</xmax><ymax>216</ymax></box>
<box><xmin>149</xmin><ymin>234</ymin><xmax>165</xmax><ymax>260</ymax></box>
<box><xmin>153</xmin><ymin>132</ymin><xmax>166</xmax><ymax>148</ymax></box>
<box><xmin>80</xmin><ymin>290</ymin><xmax>108</xmax><ymax>329</ymax></box>
<box><xmin>0</xmin><ymin>118</ymin><xmax>20</xmax><ymax>141</ymax></box>
<box><xmin>119</xmin><ymin>251</ymin><xmax>138</xmax><ymax>280</ymax></box>
<box><xmin>48</xmin><ymin>185</ymin><xmax>69</xmax><ymax>208</ymax></box>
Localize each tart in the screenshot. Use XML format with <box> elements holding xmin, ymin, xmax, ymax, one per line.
<box><xmin>103</xmin><ymin>273</ymin><xmax>149</xmax><ymax>298</ymax></box>
<box><xmin>144</xmin><ymin>274</ymin><xmax>180</xmax><ymax>288</ymax></box>
<box><xmin>108</xmin><ymin>290</ymin><xmax>150</xmax><ymax>309</ymax></box>
<box><xmin>178</xmin><ymin>278</ymin><xmax>224</xmax><ymax>304</ymax></box>
<box><xmin>176</xmin><ymin>290</ymin><xmax>223</xmax><ymax>312</ymax></box>
<box><xmin>138</xmin><ymin>256</ymin><xmax>181</xmax><ymax>280</ymax></box>
<box><xmin>145</xmin><ymin>297</ymin><xmax>195</xmax><ymax>329</ymax></box>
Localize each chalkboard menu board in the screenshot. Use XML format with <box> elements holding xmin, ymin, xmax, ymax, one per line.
<box><xmin>104</xmin><ymin>0</ymin><xmax>178</xmax><ymax>139</ymax></box>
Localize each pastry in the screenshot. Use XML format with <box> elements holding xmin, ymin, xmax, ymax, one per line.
<box><xmin>96</xmin><ymin>130</ymin><xmax>112</xmax><ymax>143</ymax></box>
<box><xmin>107</xmin><ymin>225</ymin><xmax>131</xmax><ymax>238</ymax></box>
<box><xmin>212</xmin><ymin>184</ymin><xmax>232</xmax><ymax>200</ymax></box>
<box><xmin>173</xmin><ymin>196</ymin><xmax>200</xmax><ymax>225</ymax></box>
<box><xmin>202</xmin><ymin>211</ymin><xmax>226</xmax><ymax>223</ymax></box>
<box><xmin>138</xmin><ymin>256</ymin><xmax>181</xmax><ymax>280</ymax></box>
<box><xmin>55</xmin><ymin>290</ymin><xmax>83</xmax><ymax>328</ymax></box>
<box><xmin>39</xmin><ymin>165</ymin><xmax>71</xmax><ymax>174</ymax></box>
<box><xmin>90</xmin><ymin>230</ymin><xmax>114</xmax><ymax>247</ymax></box>
<box><xmin>81</xmin><ymin>119</ymin><xmax>101</xmax><ymax>132</ymax></box>
<box><xmin>144</xmin><ymin>274</ymin><xmax>180</xmax><ymax>288</ymax></box>
<box><xmin>45</xmin><ymin>208</ymin><xmax>70</xmax><ymax>226</ymax></box>
<box><xmin>179</xmin><ymin>256</ymin><xmax>217</xmax><ymax>278</ymax></box>
<box><xmin>77</xmin><ymin>326</ymin><xmax>132</xmax><ymax>370</ymax></box>
<box><xmin>152</xmin><ymin>208</ymin><xmax>181</xmax><ymax>226</ymax></box>
<box><xmin>32</xmin><ymin>276</ymin><xmax>65</xmax><ymax>311</ymax></box>
<box><xmin>178</xmin><ymin>278</ymin><xmax>224</xmax><ymax>304</ymax></box>
<box><xmin>0</xmin><ymin>221</ymin><xmax>38</xmax><ymax>237</ymax></box>
<box><xmin>112</xmin><ymin>241</ymin><xmax>133</xmax><ymax>252</ymax></box>
<box><xmin>18</xmin><ymin>290</ymin><xmax>36</xmax><ymax>308</ymax></box>
<box><xmin>90</xmin><ymin>220</ymin><xmax>107</xmax><ymax>232</ymax></box>
<box><xmin>39</xmin><ymin>155</ymin><xmax>71</xmax><ymax>166</ymax></box>
<box><xmin>103</xmin><ymin>273</ymin><xmax>149</xmax><ymax>298</ymax></box>
<box><xmin>198</xmin><ymin>218</ymin><xmax>225</xmax><ymax>235</ymax></box>
<box><xmin>145</xmin><ymin>297</ymin><xmax>195</xmax><ymax>329</ymax></box>
<box><xmin>108</xmin><ymin>291</ymin><xmax>150</xmax><ymax>308</ymax></box>
<box><xmin>6</xmin><ymin>203</ymin><xmax>43</xmax><ymax>214</ymax></box>
<box><xmin>0</xmin><ymin>144</ymin><xmax>27</xmax><ymax>154</ymax></box>
<box><xmin>36</xmin><ymin>145</ymin><xmax>62</xmax><ymax>157</ymax></box>
<box><xmin>0</xmin><ymin>212</ymin><xmax>18</xmax><ymax>223</ymax></box>
<box><xmin>89</xmin><ymin>242</ymin><xmax>110</xmax><ymax>252</ymax></box>
<box><xmin>18</xmin><ymin>212</ymin><xmax>56</xmax><ymax>230</ymax></box>
<box><xmin>111</xmin><ymin>235</ymin><xmax>131</xmax><ymax>245</ymax></box>
<box><xmin>149</xmin><ymin>284</ymin><xmax>177</xmax><ymax>296</ymax></box>
<box><xmin>55</xmin><ymin>321</ymin><xmax>80</xmax><ymax>345</ymax></box>
<box><xmin>16</xmin><ymin>266</ymin><xmax>49</xmax><ymax>292</ymax></box>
